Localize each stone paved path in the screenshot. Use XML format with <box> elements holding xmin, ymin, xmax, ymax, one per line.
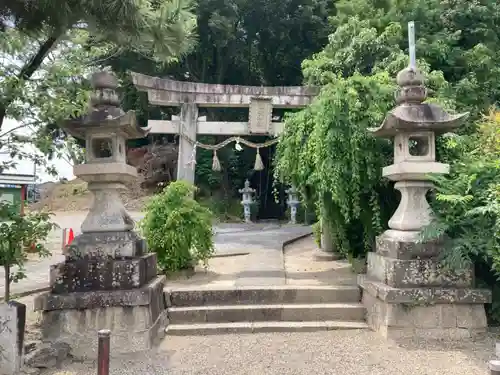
<box><xmin>0</xmin><ymin>211</ymin><xmax>312</xmax><ymax>297</ymax></box>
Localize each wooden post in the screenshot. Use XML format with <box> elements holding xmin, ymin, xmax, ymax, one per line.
<box><xmin>97</xmin><ymin>329</ymin><xmax>111</xmax><ymax>375</ymax></box>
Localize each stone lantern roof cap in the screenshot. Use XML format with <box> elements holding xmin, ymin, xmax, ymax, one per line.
<box><xmin>369</xmin><ymin>67</ymin><xmax>469</xmax><ymax>138</ymax></box>
<box><xmin>62</xmin><ymin>71</ymin><xmax>150</xmax><ymax>140</ymax></box>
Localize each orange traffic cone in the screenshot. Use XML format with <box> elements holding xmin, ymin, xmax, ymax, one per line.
<box><xmin>68</xmin><ymin>228</ymin><xmax>75</xmax><ymax>245</ymax></box>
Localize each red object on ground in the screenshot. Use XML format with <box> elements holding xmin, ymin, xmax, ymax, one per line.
<box><xmin>68</xmin><ymin>228</ymin><xmax>75</xmax><ymax>245</ymax></box>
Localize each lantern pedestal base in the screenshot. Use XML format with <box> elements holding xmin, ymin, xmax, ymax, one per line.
<box><xmin>34</xmin><ymin>276</ymin><xmax>168</xmax><ymax>360</ymax></box>
<box><xmin>359</xmin><ymin>230</ymin><xmax>491</xmax><ymax>342</ymax></box>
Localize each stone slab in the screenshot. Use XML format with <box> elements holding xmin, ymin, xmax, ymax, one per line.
<box><xmin>35</xmin><ymin>275</ymin><xmax>166</xmax><ymax>311</ymax></box>
<box><xmin>375</xmin><ymin>230</ymin><xmax>443</xmax><ymax>260</ymax></box>
<box><xmin>49</xmin><ymin>253</ymin><xmax>157</xmax><ymax>294</ymax></box>
<box><xmin>36</xmin><ymin>276</ymin><xmax>167</xmax><ymax>359</ymax></box>
<box><xmin>358</xmin><ymin>275</ymin><xmax>491</xmax><ymax>305</ymax></box>
<box><xmin>167</xmin><ymin>303</ymin><xmax>365</xmax><ymax>324</ymax></box>
<box><xmin>362</xmin><ymin>290</ymin><xmax>488</xmax><ymax>342</ymax></box>
<box><xmin>166</xmin><ymin>321</ymin><xmax>369</xmax><ymax>335</ymax></box>
<box><xmin>65</xmin><ymin>230</ymin><xmax>146</xmax><ymax>259</ymax></box>
<box><xmin>367</xmin><ymin>252</ymin><xmax>473</xmax><ymax>288</ymax></box>
<box><xmin>165</xmin><ymin>285</ymin><xmax>361</xmax><ymax>307</ymax></box>
<box><xmin>0</xmin><ymin>301</ymin><xmax>26</xmax><ymax>375</ymax></box>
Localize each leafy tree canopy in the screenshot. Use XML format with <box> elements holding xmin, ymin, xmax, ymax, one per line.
<box><xmin>0</xmin><ymin>0</ymin><xmax>196</xmax><ymax>174</ymax></box>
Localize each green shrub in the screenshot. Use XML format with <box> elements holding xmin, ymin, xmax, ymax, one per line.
<box><xmin>139</xmin><ymin>180</ymin><xmax>215</xmax><ymax>273</ymax></box>
<box><xmin>421</xmin><ymin>109</ymin><xmax>500</xmax><ymax>323</ymax></box>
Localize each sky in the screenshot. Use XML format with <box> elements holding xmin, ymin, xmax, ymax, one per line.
<box><xmin>1</xmin><ymin>118</ymin><xmax>75</xmax><ymax>183</ymax></box>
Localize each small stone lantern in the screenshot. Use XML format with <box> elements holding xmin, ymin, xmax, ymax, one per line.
<box><xmin>286</xmin><ymin>186</ymin><xmax>300</xmax><ymax>224</ymax></box>
<box><xmin>239</xmin><ymin>179</ymin><xmax>255</xmax><ymax>223</ymax></box>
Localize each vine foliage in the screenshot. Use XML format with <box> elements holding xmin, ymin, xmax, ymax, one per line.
<box><xmin>275</xmin><ymin>72</ymin><xmax>397</xmax><ymax>257</ymax></box>
<box><xmin>421</xmin><ymin>109</ymin><xmax>500</xmax><ymax>322</ymax></box>
<box><xmin>139</xmin><ymin>180</ymin><xmax>215</xmax><ymax>273</ymax></box>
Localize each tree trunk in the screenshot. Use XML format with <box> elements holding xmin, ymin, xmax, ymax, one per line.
<box><xmin>4</xmin><ymin>264</ymin><xmax>10</xmax><ymax>302</ymax></box>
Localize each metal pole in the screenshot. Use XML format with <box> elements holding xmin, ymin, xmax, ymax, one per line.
<box><xmin>408</xmin><ymin>21</ymin><xmax>416</xmax><ymax>69</ymax></box>
<box><xmin>489</xmin><ymin>360</ymin><xmax>500</xmax><ymax>375</ymax></box>
<box><xmin>97</xmin><ymin>329</ymin><xmax>111</xmax><ymax>375</ymax></box>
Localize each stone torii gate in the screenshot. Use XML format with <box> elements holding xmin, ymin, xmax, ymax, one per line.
<box><xmin>130</xmin><ymin>72</ymin><xmax>319</xmax><ymax>184</ymax></box>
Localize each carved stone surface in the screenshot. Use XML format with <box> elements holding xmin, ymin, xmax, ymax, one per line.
<box><xmin>35</xmin><ymin>275</ymin><xmax>165</xmax><ymax>311</ymax></box>
<box><xmin>80</xmin><ymin>186</ymin><xmax>135</xmax><ymax>233</ymax></box>
<box><xmin>49</xmin><ymin>253</ymin><xmax>158</xmax><ymax>294</ymax></box>
<box><xmin>361</xmin><ymin>283</ymin><xmax>489</xmax><ymax>342</ymax></box>
<box><xmin>0</xmin><ymin>301</ymin><xmax>26</xmax><ymax>375</ymax></box>
<box><xmin>249</xmin><ymin>97</ymin><xmax>272</xmax><ymax>134</ymax></box>
<box><xmin>367</xmin><ymin>252</ymin><xmax>473</xmax><ymax>288</ymax></box>
<box><xmin>388</xmin><ymin>181</ymin><xmax>433</xmax><ymax>231</ymax></box>
<box><xmin>359</xmin><ymin>275</ymin><xmax>491</xmax><ymax>305</ymax></box>
<box><xmin>35</xmin><ymin>276</ymin><xmax>167</xmax><ymax>359</ymax></box>
<box><xmin>375</xmin><ymin>230</ymin><xmax>443</xmax><ymax>260</ymax></box>
<box><xmin>65</xmin><ymin>231</ymin><xmax>146</xmax><ymax>260</ymax></box>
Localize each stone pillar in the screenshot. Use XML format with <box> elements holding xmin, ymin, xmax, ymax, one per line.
<box><xmin>34</xmin><ymin>72</ymin><xmax>168</xmax><ymax>359</ymax></box>
<box><xmin>320</xmin><ymin>219</ymin><xmax>334</xmax><ymax>252</ymax></box>
<box><xmin>0</xmin><ymin>301</ymin><xmax>26</xmax><ymax>375</ymax></box>
<box><xmin>359</xmin><ymin>23</ymin><xmax>491</xmax><ymax>341</ymax></box>
<box><xmin>176</xmin><ymin>103</ymin><xmax>198</xmax><ymax>184</ymax></box>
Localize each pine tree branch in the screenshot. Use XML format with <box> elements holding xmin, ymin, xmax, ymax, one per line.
<box><xmin>0</xmin><ymin>33</ymin><xmax>61</xmax><ymax>130</ymax></box>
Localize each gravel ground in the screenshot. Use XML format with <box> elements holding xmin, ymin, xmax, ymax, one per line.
<box><xmin>41</xmin><ymin>330</ymin><xmax>495</xmax><ymax>375</ymax></box>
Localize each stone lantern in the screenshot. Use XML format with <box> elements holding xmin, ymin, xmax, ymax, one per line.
<box><xmin>359</xmin><ymin>22</ymin><xmax>491</xmax><ymax>341</ymax></box>
<box><xmin>286</xmin><ymin>186</ymin><xmax>300</xmax><ymax>224</ymax></box>
<box><xmin>34</xmin><ymin>71</ymin><xmax>168</xmax><ymax>358</ymax></box>
<box><xmin>239</xmin><ymin>179</ymin><xmax>255</xmax><ymax>223</ymax></box>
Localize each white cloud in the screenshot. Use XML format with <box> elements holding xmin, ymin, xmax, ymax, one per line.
<box><xmin>1</xmin><ymin>118</ymin><xmax>75</xmax><ymax>183</ymax></box>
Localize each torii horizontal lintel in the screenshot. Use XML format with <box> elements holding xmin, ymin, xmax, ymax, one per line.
<box><xmin>148</xmin><ymin>119</ymin><xmax>284</xmax><ymax>136</ymax></box>
<box><xmin>131</xmin><ymin>72</ymin><xmax>319</xmax><ymax>108</ymax></box>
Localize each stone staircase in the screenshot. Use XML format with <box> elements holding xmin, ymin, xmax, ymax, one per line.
<box><xmin>164</xmin><ymin>285</ymin><xmax>368</xmax><ymax>335</ymax></box>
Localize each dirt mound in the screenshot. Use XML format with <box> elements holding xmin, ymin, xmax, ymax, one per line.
<box><xmin>29</xmin><ymin>178</ymin><xmax>152</xmax><ymax>212</ymax></box>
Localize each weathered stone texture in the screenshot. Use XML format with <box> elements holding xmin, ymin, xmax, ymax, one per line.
<box><xmin>367</xmin><ymin>252</ymin><xmax>473</xmax><ymax>288</ymax></box>
<box><xmin>131</xmin><ymin>72</ymin><xmax>319</xmax><ymax>108</ymax></box>
<box><xmin>375</xmin><ymin>230</ymin><xmax>443</xmax><ymax>259</ymax></box>
<box><xmin>37</xmin><ymin>276</ymin><xmax>167</xmax><ymax>359</ymax></box>
<box><xmin>49</xmin><ymin>253</ymin><xmax>157</xmax><ymax>294</ymax></box>
<box><xmin>36</xmin><ymin>273</ymin><xmax>165</xmax><ymax>311</ymax></box>
<box><xmin>65</xmin><ymin>230</ymin><xmax>146</xmax><ymax>260</ymax></box>
<box><xmin>0</xmin><ymin>301</ymin><xmax>26</xmax><ymax>375</ymax></box>
<box><xmin>24</xmin><ymin>341</ymin><xmax>71</xmax><ymax>369</ymax></box>
<box><xmin>359</xmin><ymin>275</ymin><xmax>491</xmax><ymax>305</ymax></box>
<box><xmin>362</xmin><ymin>291</ymin><xmax>487</xmax><ymax>341</ymax></box>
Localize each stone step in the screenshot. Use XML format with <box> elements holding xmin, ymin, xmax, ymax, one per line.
<box><xmin>168</xmin><ymin>303</ymin><xmax>365</xmax><ymax>323</ymax></box>
<box><xmin>166</xmin><ymin>320</ymin><xmax>369</xmax><ymax>335</ymax></box>
<box><xmin>165</xmin><ymin>285</ymin><xmax>361</xmax><ymax>307</ymax></box>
